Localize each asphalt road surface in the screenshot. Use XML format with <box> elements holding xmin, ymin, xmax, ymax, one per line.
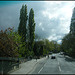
<box><xmin>29</xmin><ymin>53</ymin><xmax>75</xmax><ymax>74</ymax></box>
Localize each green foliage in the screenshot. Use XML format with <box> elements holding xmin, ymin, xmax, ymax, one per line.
<box><xmin>28</xmin><ymin>50</ymin><xmax>34</xmax><ymax>57</ymax></box>
<box><xmin>33</xmin><ymin>41</ymin><xmax>44</xmax><ymax>56</ymax></box>
<box><xmin>0</xmin><ymin>28</ymin><xmax>18</xmax><ymax>57</ymax></box>
<box><xmin>61</xmin><ymin>33</ymin><xmax>75</xmax><ymax>58</ymax></box>
<box><xmin>43</xmin><ymin>39</ymin><xmax>60</xmax><ymax>53</ymax></box>
<box><xmin>7</xmin><ymin>28</ymin><xmax>27</xmax><ymax>57</ymax></box>
<box><xmin>28</xmin><ymin>8</ymin><xmax>35</xmax><ymax>51</ymax></box>
<box><xmin>43</xmin><ymin>49</ymin><xmax>47</xmax><ymax>55</ymax></box>
<box><xmin>33</xmin><ymin>39</ymin><xmax>60</xmax><ymax>57</ymax></box>
<box><xmin>18</xmin><ymin>5</ymin><xmax>36</xmax><ymax>57</ymax></box>
<box><xmin>19</xmin><ymin>42</ymin><xmax>27</xmax><ymax>57</ymax></box>
<box><xmin>18</xmin><ymin>4</ymin><xmax>28</xmax><ymax>42</ymax></box>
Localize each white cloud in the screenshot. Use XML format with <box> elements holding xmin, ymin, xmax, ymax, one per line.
<box><xmin>39</xmin><ymin>22</ymin><xmax>42</xmax><ymax>27</ymax></box>
<box><xmin>48</xmin><ymin>33</ymin><xmax>63</xmax><ymax>42</ymax></box>
<box><xmin>38</xmin><ymin>22</ymin><xmax>45</xmax><ymax>31</ymax></box>
<box><xmin>51</xmin><ymin>29</ymin><xmax>55</xmax><ymax>32</ymax></box>
<box><xmin>48</xmin><ymin>34</ymin><xmax>57</xmax><ymax>41</ymax></box>
<box><xmin>42</xmin><ymin>9</ymin><xmax>59</xmax><ymax>19</ymax></box>
<box><xmin>42</xmin><ymin>27</ymin><xmax>45</xmax><ymax>31</ymax></box>
<box><xmin>0</xmin><ymin>1</ymin><xmax>75</xmax><ymax>43</ymax></box>
<box><xmin>57</xmin><ymin>40</ymin><xmax>62</xmax><ymax>44</ymax></box>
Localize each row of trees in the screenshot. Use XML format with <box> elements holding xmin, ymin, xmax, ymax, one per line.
<box><xmin>61</xmin><ymin>33</ymin><xmax>75</xmax><ymax>58</ymax></box>
<box><xmin>33</xmin><ymin>39</ymin><xmax>60</xmax><ymax>58</ymax></box>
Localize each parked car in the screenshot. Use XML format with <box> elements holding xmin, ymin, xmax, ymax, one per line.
<box><xmin>51</xmin><ymin>54</ymin><xmax>56</xmax><ymax>59</ymax></box>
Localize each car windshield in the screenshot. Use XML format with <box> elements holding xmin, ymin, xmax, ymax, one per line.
<box><xmin>52</xmin><ymin>54</ymin><xmax>56</xmax><ymax>56</ymax></box>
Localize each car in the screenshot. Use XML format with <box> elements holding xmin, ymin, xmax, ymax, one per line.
<box><xmin>51</xmin><ymin>54</ymin><xmax>56</xmax><ymax>59</ymax></box>
<box><xmin>49</xmin><ymin>52</ymin><xmax>53</xmax><ymax>55</ymax></box>
<box><xmin>60</xmin><ymin>52</ymin><xmax>64</xmax><ymax>55</ymax></box>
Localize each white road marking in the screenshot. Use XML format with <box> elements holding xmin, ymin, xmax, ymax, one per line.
<box><xmin>38</xmin><ymin>67</ymin><xmax>43</xmax><ymax>74</ymax></box>
<box><xmin>58</xmin><ymin>62</ymin><xmax>59</xmax><ymax>65</ymax></box>
<box><xmin>44</xmin><ymin>63</ymin><xmax>46</xmax><ymax>67</ymax></box>
<box><xmin>44</xmin><ymin>61</ymin><xmax>47</xmax><ymax>67</ymax></box>
<box><xmin>59</xmin><ymin>66</ymin><xmax>61</xmax><ymax>72</ymax></box>
<box><xmin>57</xmin><ymin>59</ymin><xmax>61</xmax><ymax>72</ymax></box>
<box><xmin>38</xmin><ymin>58</ymin><xmax>48</xmax><ymax>74</ymax></box>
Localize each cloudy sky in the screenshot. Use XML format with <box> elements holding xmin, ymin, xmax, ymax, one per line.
<box><xmin>0</xmin><ymin>1</ymin><xmax>75</xmax><ymax>44</ymax></box>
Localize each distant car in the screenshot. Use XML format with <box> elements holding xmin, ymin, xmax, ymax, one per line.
<box><xmin>51</xmin><ymin>54</ymin><xmax>56</xmax><ymax>59</ymax></box>
<box><xmin>60</xmin><ymin>52</ymin><xmax>64</xmax><ymax>55</ymax></box>
<box><xmin>49</xmin><ymin>52</ymin><xmax>52</xmax><ymax>54</ymax></box>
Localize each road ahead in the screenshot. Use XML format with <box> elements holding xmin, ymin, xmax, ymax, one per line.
<box><xmin>29</xmin><ymin>53</ymin><xmax>75</xmax><ymax>74</ymax></box>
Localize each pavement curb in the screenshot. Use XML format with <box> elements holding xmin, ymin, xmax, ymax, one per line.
<box><xmin>27</xmin><ymin>60</ymin><xmax>38</xmax><ymax>74</ymax></box>
<box><xmin>8</xmin><ymin>65</ymin><xmax>21</xmax><ymax>74</ymax></box>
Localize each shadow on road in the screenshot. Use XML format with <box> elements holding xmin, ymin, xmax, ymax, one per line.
<box><xmin>65</xmin><ymin>56</ymin><xmax>75</xmax><ymax>62</ymax></box>
<box><xmin>58</xmin><ymin>55</ymin><xmax>65</xmax><ymax>58</ymax></box>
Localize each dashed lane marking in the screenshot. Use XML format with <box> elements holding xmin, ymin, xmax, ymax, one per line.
<box><xmin>38</xmin><ymin>58</ymin><xmax>48</xmax><ymax>74</ymax></box>
<box><xmin>58</xmin><ymin>62</ymin><xmax>59</xmax><ymax>65</ymax></box>
<box><xmin>38</xmin><ymin>67</ymin><xmax>43</xmax><ymax>74</ymax></box>
<box><xmin>59</xmin><ymin>66</ymin><xmax>61</xmax><ymax>72</ymax></box>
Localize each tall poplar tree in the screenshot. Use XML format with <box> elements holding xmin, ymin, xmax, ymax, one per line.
<box><xmin>18</xmin><ymin>4</ymin><xmax>28</xmax><ymax>42</ymax></box>
<box><xmin>28</xmin><ymin>8</ymin><xmax>35</xmax><ymax>51</ymax></box>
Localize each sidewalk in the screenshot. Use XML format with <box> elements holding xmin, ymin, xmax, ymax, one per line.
<box><xmin>9</xmin><ymin>57</ymin><xmax>46</xmax><ymax>74</ymax></box>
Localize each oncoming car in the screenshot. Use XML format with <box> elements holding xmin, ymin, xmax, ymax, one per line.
<box><xmin>60</xmin><ymin>52</ymin><xmax>64</xmax><ymax>55</ymax></box>
<box><xmin>51</xmin><ymin>54</ymin><xmax>56</xmax><ymax>59</ymax></box>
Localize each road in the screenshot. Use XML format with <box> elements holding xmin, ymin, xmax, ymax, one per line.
<box><xmin>29</xmin><ymin>53</ymin><xmax>75</xmax><ymax>74</ymax></box>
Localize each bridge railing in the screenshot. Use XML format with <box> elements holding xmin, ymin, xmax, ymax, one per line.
<box><xmin>0</xmin><ymin>57</ymin><xmax>33</xmax><ymax>74</ymax></box>
<box><xmin>0</xmin><ymin>57</ymin><xmax>19</xmax><ymax>74</ymax></box>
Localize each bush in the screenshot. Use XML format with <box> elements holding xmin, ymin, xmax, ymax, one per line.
<box><xmin>0</xmin><ymin>28</ymin><xmax>18</xmax><ymax>57</ymax></box>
